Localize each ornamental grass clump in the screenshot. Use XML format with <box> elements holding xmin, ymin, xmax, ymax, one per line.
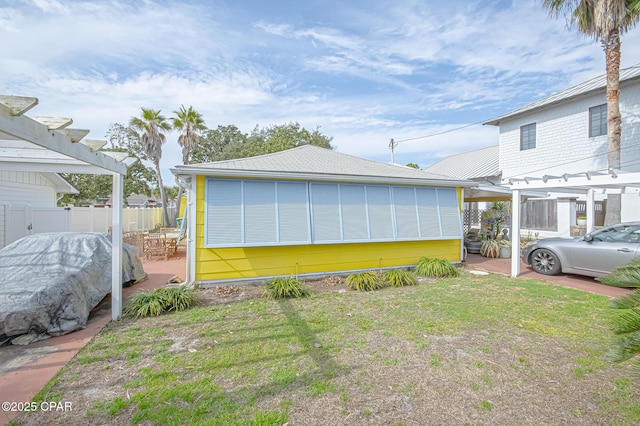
<box><xmin>346</xmin><ymin>271</ymin><xmax>385</xmax><ymax>291</ymax></box>
<box><xmin>263</xmin><ymin>276</ymin><xmax>310</xmax><ymax>299</ymax></box>
<box><xmin>382</xmin><ymin>269</ymin><xmax>417</xmax><ymax>287</ymax></box>
<box><xmin>414</xmin><ymin>256</ymin><xmax>460</xmax><ymax>278</ymax></box>
<box><xmin>125</xmin><ymin>286</ymin><xmax>200</xmax><ymax>318</ymax></box>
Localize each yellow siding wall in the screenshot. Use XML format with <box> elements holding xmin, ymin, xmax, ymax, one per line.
<box><xmin>194</xmin><ymin>176</ymin><xmax>462</xmax><ymax>282</ymax></box>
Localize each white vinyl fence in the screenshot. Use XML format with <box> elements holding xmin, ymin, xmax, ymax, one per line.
<box><xmin>69</xmin><ymin>206</ymin><xmax>178</xmax><ymax>233</ymax></box>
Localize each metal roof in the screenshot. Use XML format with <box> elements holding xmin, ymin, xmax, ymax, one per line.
<box><xmin>484</xmin><ymin>64</ymin><xmax>640</xmax><ymax>126</ymax></box>
<box><xmin>422</xmin><ymin>145</ymin><xmax>500</xmax><ymax>180</ymax></box>
<box><xmin>172</xmin><ymin>145</ymin><xmax>475</xmax><ymax>187</ymax></box>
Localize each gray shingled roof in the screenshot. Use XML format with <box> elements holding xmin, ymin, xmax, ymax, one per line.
<box><xmin>484</xmin><ymin>64</ymin><xmax>640</xmax><ymax>126</ymax></box>
<box><xmin>172</xmin><ymin>145</ymin><xmax>473</xmax><ymax>187</ymax></box>
<box><xmin>422</xmin><ymin>145</ymin><xmax>499</xmax><ymax>180</ymax></box>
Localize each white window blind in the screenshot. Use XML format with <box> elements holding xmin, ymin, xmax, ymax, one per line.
<box><xmin>366</xmin><ymin>185</ymin><xmax>394</xmax><ymax>240</ymax></box>
<box><xmin>277</xmin><ymin>181</ymin><xmax>310</xmax><ymax>243</ymax></box>
<box><xmin>437</xmin><ymin>188</ymin><xmax>462</xmax><ymax>237</ymax></box>
<box><xmin>244</xmin><ymin>181</ymin><xmax>277</xmax><ymax>244</ymax></box>
<box><xmin>340</xmin><ymin>184</ymin><xmax>369</xmax><ymax>240</ymax></box>
<box><xmin>310</xmin><ymin>183</ymin><xmax>342</xmax><ymax>242</ymax></box>
<box><xmin>393</xmin><ymin>186</ymin><xmax>420</xmax><ymax>239</ymax></box>
<box><xmin>206</xmin><ymin>179</ymin><xmax>242</xmax><ymax>245</ymax></box>
<box><xmin>416</xmin><ymin>187</ymin><xmax>440</xmax><ymax>238</ymax></box>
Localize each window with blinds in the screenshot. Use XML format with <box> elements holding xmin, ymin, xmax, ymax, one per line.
<box><xmin>204</xmin><ymin>178</ymin><xmax>462</xmax><ymax>247</ymax></box>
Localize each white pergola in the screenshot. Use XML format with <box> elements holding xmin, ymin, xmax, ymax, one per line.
<box><xmin>0</xmin><ymin>95</ymin><xmax>135</xmax><ymax>320</ymax></box>
<box><xmin>507</xmin><ymin>169</ymin><xmax>640</xmax><ymax>277</ymax></box>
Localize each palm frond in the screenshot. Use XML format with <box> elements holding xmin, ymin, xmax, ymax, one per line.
<box><xmin>612</xmin><ymin>330</ymin><xmax>640</xmax><ymax>362</ymax></box>
<box><xmin>612</xmin><ymin>308</ymin><xmax>640</xmax><ymax>334</ymax></box>
<box><xmin>611</xmin><ymin>289</ymin><xmax>640</xmax><ymax>309</ymax></box>
<box><xmin>598</xmin><ymin>259</ymin><xmax>640</xmax><ymax>288</ymax></box>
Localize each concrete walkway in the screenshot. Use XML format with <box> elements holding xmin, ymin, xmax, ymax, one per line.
<box><xmin>0</xmin><ymin>251</ymin><xmax>632</xmax><ymax>425</ymax></box>
<box><xmin>0</xmin><ymin>251</ymin><xmax>186</xmax><ymax>426</ymax></box>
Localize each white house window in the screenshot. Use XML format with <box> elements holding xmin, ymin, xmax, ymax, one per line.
<box><xmin>589</xmin><ymin>104</ymin><xmax>607</xmax><ymax>137</ymax></box>
<box><xmin>204</xmin><ymin>178</ymin><xmax>462</xmax><ymax>247</ymax></box>
<box><xmin>520</xmin><ymin>123</ymin><xmax>536</xmax><ymax>150</ymax></box>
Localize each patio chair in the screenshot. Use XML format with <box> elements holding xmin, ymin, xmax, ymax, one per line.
<box><xmin>143</xmin><ymin>232</ymin><xmax>171</xmax><ymax>261</ymax></box>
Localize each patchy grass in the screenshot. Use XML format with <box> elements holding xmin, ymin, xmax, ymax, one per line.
<box><xmin>12</xmin><ymin>272</ymin><xmax>640</xmax><ymax>425</ymax></box>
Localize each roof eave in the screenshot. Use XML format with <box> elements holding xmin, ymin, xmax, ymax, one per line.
<box><xmin>171</xmin><ymin>167</ymin><xmax>475</xmax><ymax>188</ymax></box>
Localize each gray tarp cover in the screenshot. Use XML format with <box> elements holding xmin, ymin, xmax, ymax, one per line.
<box><xmin>0</xmin><ymin>232</ymin><xmax>146</xmax><ymax>342</ymax></box>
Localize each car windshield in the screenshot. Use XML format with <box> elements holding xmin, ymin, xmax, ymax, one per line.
<box><xmin>590</xmin><ymin>224</ymin><xmax>640</xmax><ymax>243</ymax></box>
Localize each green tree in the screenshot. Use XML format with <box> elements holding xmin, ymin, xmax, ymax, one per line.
<box><xmin>171</xmin><ymin>105</ymin><xmax>207</xmax><ymax>222</ymax></box>
<box><xmin>171</xmin><ymin>105</ymin><xmax>207</xmax><ymax>164</ymax></box>
<box><xmin>191</xmin><ymin>125</ymin><xmax>248</xmax><ymax>163</ymax></box>
<box><xmin>129</xmin><ymin>108</ymin><xmax>172</xmax><ymax>226</ymax></box>
<box><xmin>543</xmin><ymin>0</ymin><xmax>640</xmax><ymax>224</ymax></box>
<box><xmin>59</xmin><ymin>123</ymin><xmax>156</xmax><ymax>207</ymax></box>
<box><xmin>153</xmin><ymin>185</ymin><xmax>179</xmax><ymax>203</ymax></box>
<box><xmin>191</xmin><ymin>123</ymin><xmax>333</xmax><ymax>163</ymax></box>
<box><xmin>406</xmin><ymin>163</ymin><xmax>420</xmax><ymax>169</ymax></box>
<box><xmin>247</xmin><ymin>122</ymin><xmax>334</xmax><ymax>156</ymax></box>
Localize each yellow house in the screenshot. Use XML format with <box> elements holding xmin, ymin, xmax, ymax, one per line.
<box><xmin>171</xmin><ymin>145</ymin><xmax>474</xmax><ymax>285</ymax></box>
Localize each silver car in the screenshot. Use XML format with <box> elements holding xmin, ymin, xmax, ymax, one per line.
<box><xmin>521</xmin><ymin>222</ymin><xmax>640</xmax><ymax>277</ymax></box>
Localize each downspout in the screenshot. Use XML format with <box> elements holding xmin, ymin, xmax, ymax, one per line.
<box><xmin>175</xmin><ymin>174</ymin><xmax>193</xmax><ymax>286</ymax></box>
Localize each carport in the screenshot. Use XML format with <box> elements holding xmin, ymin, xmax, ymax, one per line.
<box><xmin>0</xmin><ymin>95</ymin><xmax>135</xmax><ymax>320</ymax></box>
<box><xmin>507</xmin><ymin>169</ymin><xmax>640</xmax><ymax>277</ymax></box>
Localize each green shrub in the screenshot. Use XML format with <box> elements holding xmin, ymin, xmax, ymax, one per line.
<box><xmin>263</xmin><ymin>276</ymin><xmax>310</xmax><ymax>299</ymax></box>
<box><xmin>346</xmin><ymin>271</ymin><xmax>384</xmax><ymax>291</ymax></box>
<box><xmin>382</xmin><ymin>269</ymin><xmax>417</xmax><ymax>287</ymax></box>
<box><xmin>124</xmin><ymin>286</ymin><xmax>200</xmax><ymax>318</ymax></box>
<box><xmin>597</xmin><ymin>258</ymin><xmax>640</xmax><ymax>288</ymax></box>
<box><xmin>162</xmin><ymin>286</ymin><xmax>202</xmax><ymax>312</ymax></box>
<box><xmin>414</xmin><ymin>257</ymin><xmax>460</xmax><ymax>278</ymax></box>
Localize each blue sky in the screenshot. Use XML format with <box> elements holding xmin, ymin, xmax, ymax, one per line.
<box><xmin>2</xmin><ymin>0</ymin><xmax>640</xmax><ymax>185</ymax></box>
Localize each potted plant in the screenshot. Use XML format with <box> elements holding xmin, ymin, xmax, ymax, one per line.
<box><xmin>577</xmin><ymin>215</ymin><xmax>587</xmax><ymax>226</ymax></box>
<box><xmin>480</xmin><ymin>239</ymin><xmax>500</xmax><ymax>258</ymax></box>
<box><xmin>498</xmin><ymin>239</ymin><xmax>512</xmax><ymax>258</ymax></box>
<box><xmin>464</xmin><ymin>228</ymin><xmax>482</xmax><ymax>254</ymax></box>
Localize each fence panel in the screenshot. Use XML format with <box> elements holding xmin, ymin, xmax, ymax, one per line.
<box><xmin>69</xmin><ymin>206</ymin><xmax>174</xmax><ymax>233</ymax></box>
<box><xmin>521</xmin><ymin>200</ymin><xmax>557</xmax><ymax>231</ymax></box>
<box><xmin>575</xmin><ymin>200</ymin><xmax>606</xmax><ymax>226</ymax></box>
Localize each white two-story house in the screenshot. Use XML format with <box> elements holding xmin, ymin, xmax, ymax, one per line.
<box><xmin>485</xmin><ymin>65</ymin><xmax>640</xmax><ymax>227</ymax></box>
<box><xmin>425</xmin><ymin>65</ymin><xmax>640</xmax><ymax>237</ymax></box>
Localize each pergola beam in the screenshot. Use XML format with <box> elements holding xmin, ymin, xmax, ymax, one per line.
<box><xmin>31</xmin><ymin>116</ymin><xmax>73</xmax><ymax>130</ymax></box>
<box><xmin>0</xmin><ymin>103</ymin><xmax>127</xmax><ymax>175</ymax></box>
<box><xmin>0</xmin><ymin>95</ymin><xmax>38</xmax><ymax>116</ymax></box>
<box><xmin>506</xmin><ymin>169</ymin><xmax>640</xmax><ymax>277</ymax></box>
<box><xmin>60</xmin><ymin>128</ymin><xmax>90</xmax><ymax>142</ymax></box>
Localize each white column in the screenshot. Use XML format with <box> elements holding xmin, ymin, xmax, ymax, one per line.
<box><xmin>510</xmin><ymin>189</ymin><xmax>521</xmax><ymax>277</ymax></box>
<box><xmin>460</xmin><ymin>187</ymin><xmax>465</xmax><ymax>261</ymax></box>
<box><xmin>111</xmin><ymin>173</ymin><xmax>123</xmax><ymax>321</ymax></box>
<box><xmin>586</xmin><ymin>189</ymin><xmax>595</xmax><ymax>233</ymax></box>
<box><xmin>187</xmin><ymin>175</ymin><xmax>196</xmax><ymax>285</ymax></box>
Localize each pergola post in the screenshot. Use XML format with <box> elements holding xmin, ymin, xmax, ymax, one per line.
<box><xmin>586</xmin><ymin>188</ymin><xmax>595</xmax><ymax>233</ymax></box>
<box><xmin>510</xmin><ymin>189</ymin><xmax>521</xmax><ymax>277</ymax></box>
<box><xmin>111</xmin><ymin>173</ymin><xmax>123</xmax><ymax>320</ymax></box>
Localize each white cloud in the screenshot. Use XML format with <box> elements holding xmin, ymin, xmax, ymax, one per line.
<box><xmin>2</xmin><ymin>0</ymin><xmax>640</xmax><ymax>186</ymax></box>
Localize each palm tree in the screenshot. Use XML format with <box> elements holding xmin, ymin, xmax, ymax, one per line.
<box><xmin>543</xmin><ymin>0</ymin><xmax>640</xmax><ymax>224</ymax></box>
<box><xmin>171</xmin><ymin>105</ymin><xmax>207</xmax><ymax>224</ymax></box>
<box><xmin>129</xmin><ymin>108</ymin><xmax>172</xmax><ymax>227</ymax></box>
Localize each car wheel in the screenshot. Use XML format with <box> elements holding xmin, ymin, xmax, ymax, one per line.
<box><xmin>531</xmin><ymin>248</ymin><xmax>561</xmax><ymax>275</ymax></box>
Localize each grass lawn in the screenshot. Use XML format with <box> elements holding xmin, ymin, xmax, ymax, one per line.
<box><xmin>12</xmin><ymin>271</ymin><xmax>640</xmax><ymax>425</ymax></box>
